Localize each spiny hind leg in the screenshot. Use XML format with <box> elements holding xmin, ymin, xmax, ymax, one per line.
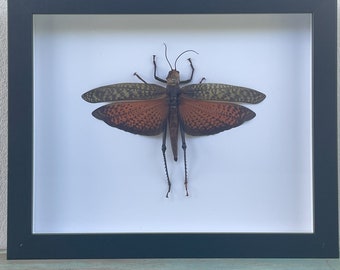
<box><xmin>162</xmin><ymin>125</ymin><xmax>171</xmax><ymax>198</ymax></box>
<box><xmin>180</xmin><ymin>125</ymin><xmax>189</xmax><ymax>196</ymax></box>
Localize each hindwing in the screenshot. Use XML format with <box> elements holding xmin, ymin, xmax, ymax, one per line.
<box><xmin>92</xmin><ymin>96</ymin><xmax>168</xmax><ymax>136</ymax></box>
<box><xmin>179</xmin><ymin>96</ymin><xmax>255</xmax><ymax>136</ymax></box>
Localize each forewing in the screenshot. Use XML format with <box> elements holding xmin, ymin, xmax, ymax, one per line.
<box><xmin>179</xmin><ymin>96</ymin><xmax>255</xmax><ymax>136</ymax></box>
<box><xmin>181</xmin><ymin>83</ymin><xmax>266</xmax><ymax>104</ymax></box>
<box><xmin>82</xmin><ymin>83</ymin><xmax>166</xmax><ymax>103</ymax></box>
<box><xmin>92</xmin><ymin>97</ymin><xmax>168</xmax><ymax>136</ymax></box>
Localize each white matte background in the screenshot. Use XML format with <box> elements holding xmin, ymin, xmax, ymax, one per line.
<box><xmin>32</xmin><ymin>14</ymin><xmax>312</xmax><ymax>233</ymax></box>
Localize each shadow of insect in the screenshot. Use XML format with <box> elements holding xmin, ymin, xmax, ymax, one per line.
<box><xmin>82</xmin><ymin>45</ymin><xmax>266</xmax><ymax>197</ymax></box>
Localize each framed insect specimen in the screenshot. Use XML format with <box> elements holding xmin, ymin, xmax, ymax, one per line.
<box><xmin>82</xmin><ymin>45</ymin><xmax>266</xmax><ymax>197</ymax></box>
<box><xmin>8</xmin><ymin>0</ymin><xmax>338</xmax><ymax>260</ymax></box>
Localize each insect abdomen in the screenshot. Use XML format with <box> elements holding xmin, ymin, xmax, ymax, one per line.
<box><xmin>168</xmin><ymin>107</ymin><xmax>179</xmax><ymax>161</ymax></box>
<box><xmin>167</xmin><ymin>85</ymin><xmax>180</xmax><ymax>161</ymax></box>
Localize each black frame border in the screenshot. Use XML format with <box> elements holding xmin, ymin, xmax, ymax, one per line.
<box><xmin>7</xmin><ymin>0</ymin><xmax>338</xmax><ymax>259</ymax></box>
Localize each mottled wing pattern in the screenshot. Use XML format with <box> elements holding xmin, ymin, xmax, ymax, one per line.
<box><xmin>82</xmin><ymin>83</ymin><xmax>166</xmax><ymax>103</ymax></box>
<box><xmin>181</xmin><ymin>83</ymin><xmax>266</xmax><ymax>104</ymax></box>
<box><xmin>179</xmin><ymin>96</ymin><xmax>256</xmax><ymax>136</ymax></box>
<box><xmin>92</xmin><ymin>97</ymin><xmax>168</xmax><ymax>136</ymax></box>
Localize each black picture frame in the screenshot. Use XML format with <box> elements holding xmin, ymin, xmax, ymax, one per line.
<box><xmin>7</xmin><ymin>0</ymin><xmax>338</xmax><ymax>259</ymax></box>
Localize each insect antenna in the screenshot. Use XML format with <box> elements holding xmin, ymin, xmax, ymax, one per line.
<box><xmin>174</xmin><ymin>49</ymin><xmax>199</xmax><ymax>70</ymax></box>
<box><xmin>163</xmin><ymin>43</ymin><xmax>173</xmax><ymax>70</ymax></box>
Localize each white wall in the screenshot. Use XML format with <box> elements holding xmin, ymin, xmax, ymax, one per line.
<box><xmin>0</xmin><ymin>1</ymin><xmax>338</xmax><ymax>249</ymax></box>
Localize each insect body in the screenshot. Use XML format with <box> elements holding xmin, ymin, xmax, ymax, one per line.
<box><xmin>82</xmin><ymin>47</ymin><xmax>266</xmax><ymax>197</ymax></box>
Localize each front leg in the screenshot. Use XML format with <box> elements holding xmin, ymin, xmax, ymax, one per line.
<box><xmin>153</xmin><ymin>55</ymin><xmax>167</xmax><ymax>83</ymax></box>
<box><xmin>179</xmin><ymin>58</ymin><xmax>195</xmax><ymax>84</ymax></box>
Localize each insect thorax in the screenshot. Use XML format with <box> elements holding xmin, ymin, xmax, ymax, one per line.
<box><xmin>166</xmin><ymin>84</ymin><xmax>180</xmax><ymax>108</ymax></box>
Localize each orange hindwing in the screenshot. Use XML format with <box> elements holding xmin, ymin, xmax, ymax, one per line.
<box><xmin>92</xmin><ymin>97</ymin><xmax>168</xmax><ymax>136</ymax></box>
<box><xmin>179</xmin><ymin>96</ymin><xmax>255</xmax><ymax>136</ymax></box>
